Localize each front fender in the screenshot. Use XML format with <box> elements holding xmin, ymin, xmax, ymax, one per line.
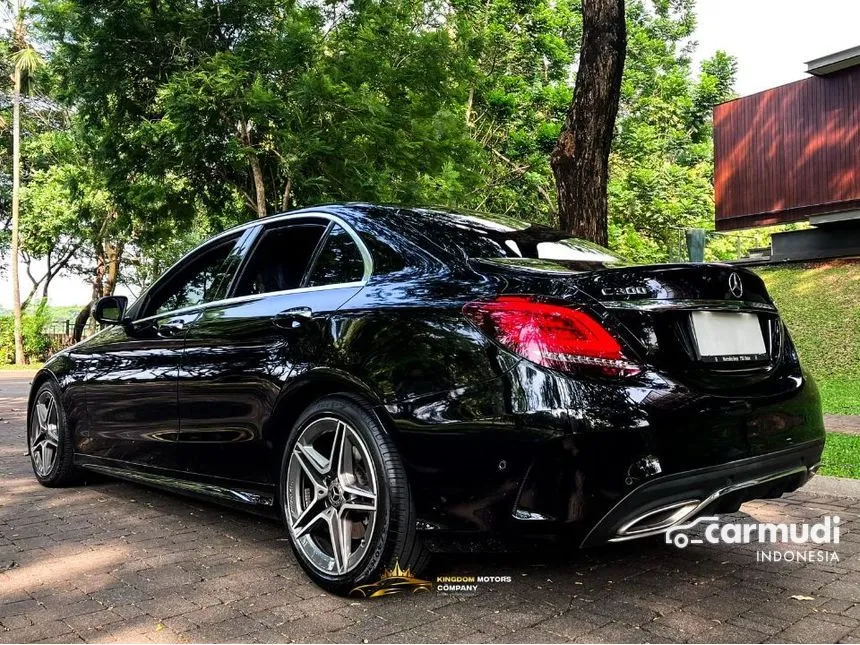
<box><xmin>26</xmin><ymin>352</ymin><xmax>87</xmax><ymax>447</ymax></box>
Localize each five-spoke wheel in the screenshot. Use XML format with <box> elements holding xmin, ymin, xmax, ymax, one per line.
<box><xmin>30</xmin><ymin>389</ymin><xmax>60</xmax><ymax>477</ymax></box>
<box><xmin>280</xmin><ymin>395</ymin><xmax>428</xmax><ymax>594</ymax></box>
<box><xmin>28</xmin><ymin>380</ymin><xmax>77</xmax><ymax>487</ymax></box>
<box><xmin>286</xmin><ymin>416</ymin><xmax>379</xmax><ymax>575</ymax></box>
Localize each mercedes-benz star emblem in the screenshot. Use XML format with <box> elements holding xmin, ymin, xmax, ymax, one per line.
<box><xmin>728</xmin><ymin>272</ymin><xmax>743</xmax><ymax>298</ymax></box>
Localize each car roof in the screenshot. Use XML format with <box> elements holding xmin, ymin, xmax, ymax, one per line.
<box><xmin>224</xmin><ymin>203</ymin><xmax>546</xmax><ymax>238</ymax></box>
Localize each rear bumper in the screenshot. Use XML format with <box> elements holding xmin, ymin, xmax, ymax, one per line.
<box><xmin>579</xmin><ymin>438</ymin><xmax>824</xmax><ymax>547</ymax></box>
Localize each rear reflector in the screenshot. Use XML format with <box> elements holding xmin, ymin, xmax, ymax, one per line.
<box><xmin>463</xmin><ymin>295</ymin><xmax>639</xmax><ymax>377</ymax></box>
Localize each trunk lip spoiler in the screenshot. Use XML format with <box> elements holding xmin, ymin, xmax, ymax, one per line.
<box><xmin>600</xmin><ymin>299</ymin><xmax>777</xmax><ymax>313</ymax></box>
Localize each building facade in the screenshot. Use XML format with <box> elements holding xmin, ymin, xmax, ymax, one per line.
<box><xmin>713</xmin><ymin>46</ymin><xmax>860</xmax><ymax>261</ymax></box>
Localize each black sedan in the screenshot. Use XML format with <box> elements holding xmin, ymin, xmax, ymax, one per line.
<box><xmin>27</xmin><ymin>204</ymin><xmax>825</xmax><ymax>594</ymax></box>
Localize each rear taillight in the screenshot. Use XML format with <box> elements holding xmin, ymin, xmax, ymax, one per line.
<box><xmin>463</xmin><ymin>295</ymin><xmax>640</xmax><ymax>377</ymax></box>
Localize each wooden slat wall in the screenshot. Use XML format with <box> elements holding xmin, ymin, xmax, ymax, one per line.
<box><xmin>714</xmin><ymin>66</ymin><xmax>860</xmax><ymax>230</ymax></box>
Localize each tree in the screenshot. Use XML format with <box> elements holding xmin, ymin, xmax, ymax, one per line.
<box><xmin>449</xmin><ymin>0</ymin><xmax>582</xmax><ymax>222</ymax></box>
<box><xmin>607</xmin><ymin>1</ymin><xmax>737</xmax><ymax>262</ymax></box>
<box><xmin>19</xmin><ymin>0</ymin><xmax>739</xmax><ymax>304</ymax></box>
<box><xmin>551</xmin><ymin>0</ymin><xmax>626</xmax><ymax>246</ymax></box>
<box><xmin>6</xmin><ymin>0</ymin><xmax>41</xmax><ymax>364</ymax></box>
<box><xmin>36</xmin><ymin>0</ymin><xmax>479</xmax><ymax>226</ymax></box>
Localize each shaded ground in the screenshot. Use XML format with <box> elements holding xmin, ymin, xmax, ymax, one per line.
<box><xmin>2</xmin><ymin>371</ymin><xmax>860</xmax><ymax>644</ymax></box>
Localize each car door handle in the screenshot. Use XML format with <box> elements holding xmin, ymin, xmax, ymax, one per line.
<box><xmin>157</xmin><ymin>319</ymin><xmax>186</xmax><ymax>338</ymax></box>
<box><xmin>273</xmin><ymin>307</ymin><xmax>313</xmax><ymax>330</ymax></box>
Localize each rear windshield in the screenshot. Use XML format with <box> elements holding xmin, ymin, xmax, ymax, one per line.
<box><xmin>408</xmin><ymin>210</ymin><xmax>624</xmax><ymax>270</ymax></box>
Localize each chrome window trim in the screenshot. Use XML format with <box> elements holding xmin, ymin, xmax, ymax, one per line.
<box><xmin>176</xmin><ymin>211</ymin><xmax>373</xmax><ymax>280</ymax></box>
<box><xmin>132</xmin><ymin>212</ymin><xmax>372</xmax><ymax>325</ymax></box>
<box><xmin>132</xmin><ymin>281</ymin><xmax>366</xmax><ymax>326</ymax></box>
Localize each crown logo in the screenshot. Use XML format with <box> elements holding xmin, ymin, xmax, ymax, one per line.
<box><xmin>349</xmin><ymin>559</ymin><xmax>432</xmax><ymax>598</ymax></box>
<box><xmin>382</xmin><ymin>560</ymin><xmax>411</xmax><ymax>579</ymax></box>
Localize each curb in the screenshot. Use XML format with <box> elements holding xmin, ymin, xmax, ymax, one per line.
<box><xmin>802</xmin><ymin>474</ymin><xmax>860</xmax><ymax>498</ymax></box>
<box><xmin>825</xmin><ymin>414</ymin><xmax>860</xmax><ymax>436</ymax></box>
<box><xmin>0</xmin><ymin>370</ymin><xmax>38</xmax><ymax>380</ymax></box>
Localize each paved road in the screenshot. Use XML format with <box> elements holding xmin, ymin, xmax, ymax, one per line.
<box><xmin>1</xmin><ymin>371</ymin><xmax>859</xmax><ymax>644</ymax></box>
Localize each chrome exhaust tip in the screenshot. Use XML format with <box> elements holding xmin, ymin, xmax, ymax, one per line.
<box><xmin>615</xmin><ymin>500</ymin><xmax>701</xmax><ymax>538</ymax></box>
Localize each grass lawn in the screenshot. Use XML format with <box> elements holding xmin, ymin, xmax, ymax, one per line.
<box><xmin>756</xmin><ymin>261</ymin><xmax>860</xmax><ymax>415</ymax></box>
<box><xmin>821</xmin><ymin>432</ymin><xmax>860</xmax><ymax>479</ymax></box>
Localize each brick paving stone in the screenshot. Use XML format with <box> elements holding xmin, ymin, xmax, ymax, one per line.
<box><xmin>648</xmin><ymin>609</ymin><xmax>718</xmax><ymax>636</ymax></box>
<box><xmin>2</xmin><ymin>370</ymin><xmax>860</xmax><ymax>643</ymax></box>
<box><xmin>775</xmin><ymin>616</ymin><xmax>856</xmax><ymax>643</ymax></box>
<box><xmin>571</xmin><ymin>622</ymin><xmax>648</xmax><ymax>643</ymax></box>
<box><xmin>62</xmin><ymin>609</ymin><xmax>125</xmax><ymax>633</ymax></box>
<box><xmin>694</xmin><ymin>622</ymin><xmax>769</xmax><ymax>644</ymax></box>
<box><xmin>539</xmin><ymin>613</ymin><xmax>610</xmax><ymax>640</ymax></box>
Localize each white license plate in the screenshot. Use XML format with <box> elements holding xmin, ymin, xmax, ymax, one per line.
<box><xmin>689</xmin><ymin>311</ymin><xmax>767</xmax><ymax>362</ymax></box>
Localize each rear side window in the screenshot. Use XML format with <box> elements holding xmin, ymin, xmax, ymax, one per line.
<box><xmin>307</xmin><ymin>224</ymin><xmax>366</xmax><ymax>287</ymax></box>
<box><xmin>234</xmin><ymin>223</ymin><xmax>327</xmax><ymax>296</ymax></box>
<box><xmin>401</xmin><ymin>211</ymin><xmax>624</xmax><ymax>271</ymax></box>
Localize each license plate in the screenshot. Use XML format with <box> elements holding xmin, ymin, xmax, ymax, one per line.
<box><xmin>689</xmin><ymin>311</ymin><xmax>767</xmax><ymax>362</ymax></box>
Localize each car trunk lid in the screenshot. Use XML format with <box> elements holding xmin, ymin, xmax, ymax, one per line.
<box><xmin>470</xmin><ymin>259</ymin><xmax>790</xmax><ymax>389</ymax></box>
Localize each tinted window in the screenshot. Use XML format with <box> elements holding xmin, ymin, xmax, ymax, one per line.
<box><xmin>235</xmin><ymin>223</ymin><xmax>327</xmax><ymax>296</ymax></box>
<box><xmin>401</xmin><ymin>210</ymin><xmax>624</xmax><ymax>270</ymax></box>
<box><xmin>358</xmin><ymin>231</ymin><xmax>406</xmax><ymax>275</ymax></box>
<box><xmin>307</xmin><ymin>225</ymin><xmax>366</xmax><ymax>287</ymax></box>
<box><xmin>149</xmin><ymin>237</ymin><xmax>240</xmax><ymax>316</ymax></box>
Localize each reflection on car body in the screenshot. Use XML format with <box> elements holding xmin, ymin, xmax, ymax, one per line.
<box><xmin>26</xmin><ymin>203</ymin><xmax>825</xmax><ymax>594</ymax></box>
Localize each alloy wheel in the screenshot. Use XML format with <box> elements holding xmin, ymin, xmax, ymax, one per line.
<box><xmin>285</xmin><ymin>416</ymin><xmax>379</xmax><ymax>575</ymax></box>
<box><xmin>30</xmin><ymin>390</ymin><xmax>59</xmax><ymax>477</ymax></box>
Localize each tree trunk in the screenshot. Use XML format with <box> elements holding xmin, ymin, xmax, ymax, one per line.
<box><xmin>103</xmin><ymin>242</ymin><xmax>123</xmax><ymax>296</ymax></box>
<box><xmin>238</xmin><ymin>120</ymin><xmax>267</xmax><ymax>218</ymax></box>
<box><xmin>72</xmin><ymin>302</ymin><xmax>92</xmax><ymax>343</ymax></box>
<box><xmin>10</xmin><ymin>64</ymin><xmax>25</xmax><ymax>365</ymax></box>
<box><xmin>280</xmin><ymin>176</ymin><xmax>291</xmax><ymax>212</ymax></box>
<box><xmin>550</xmin><ymin>0</ymin><xmax>626</xmax><ymax>247</ymax></box>
<box><xmin>249</xmin><ymin>154</ymin><xmax>267</xmax><ymax>218</ymax></box>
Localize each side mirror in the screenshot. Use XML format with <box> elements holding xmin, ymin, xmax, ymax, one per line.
<box><xmin>93</xmin><ymin>295</ymin><xmax>129</xmax><ymax>326</ymax></box>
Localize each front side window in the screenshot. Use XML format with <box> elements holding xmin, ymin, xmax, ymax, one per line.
<box><xmin>307</xmin><ymin>224</ymin><xmax>366</xmax><ymax>287</ymax></box>
<box><xmin>148</xmin><ymin>237</ymin><xmax>241</xmax><ymax>316</ymax></box>
<box><xmin>234</xmin><ymin>223</ymin><xmax>328</xmax><ymax>297</ymax></box>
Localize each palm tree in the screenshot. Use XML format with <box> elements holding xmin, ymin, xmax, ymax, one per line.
<box><xmin>7</xmin><ymin>0</ymin><xmax>41</xmax><ymax>364</ymax></box>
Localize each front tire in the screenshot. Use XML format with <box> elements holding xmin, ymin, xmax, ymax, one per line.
<box><xmin>279</xmin><ymin>395</ymin><xmax>428</xmax><ymax>595</ymax></box>
<box><xmin>28</xmin><ymin>380</ymin><xmax>79</xmax><ymax>487</ymax></box>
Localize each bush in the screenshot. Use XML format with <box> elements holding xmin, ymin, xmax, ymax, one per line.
<box><xmin>0</xmin><ymin>300</ymin><xmax>54</xmax><ymax>365</ymax></box>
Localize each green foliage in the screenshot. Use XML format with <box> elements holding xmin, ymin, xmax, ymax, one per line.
<box><xmin>756</xmin><ymin>261</ymin><xmax>860</xmax><ymax>414</ymax></box>
<box><xmin>16</xmin><ymin>0</ymin><xmax>743</xmax><ymax>299</ymax></box>
<box><xmin>36</xmin><ymin>0</ymin><xmax>480</xmax><ymax>221</ymax></box>
<box><xmin>607</xmin><ymin>0</ymin><xmax>738</xmax><ymax>263</ymax></box>
<box><xmin>820</xmin><ymin>433</ymin><xmax>860</xmax><ymax>479</ymax></box>
<box><xmin>448</xmin><ymin>0</ymin><xmax>581</xmax><ymax>220</ymax></box>
<box><xmin>0</xmin><ymin>299</ymin><xmax>52</xmax><ymax>364</ymax></box>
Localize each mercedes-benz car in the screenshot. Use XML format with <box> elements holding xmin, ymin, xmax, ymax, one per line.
<box><xmin>27</xmin><ymin>204</ymin><xmax>825</xmax><ymax>594</ymax></box>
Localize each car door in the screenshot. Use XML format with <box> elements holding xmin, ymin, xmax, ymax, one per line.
<box><xmin>177</xmin><ymin>215</ymin><xmax>370</xmax><ymax>486</ymax></box>
<box><xmin>80</xmin><ymin>232</ymin><xmax>247</xmax><ymax>471</ymax></box>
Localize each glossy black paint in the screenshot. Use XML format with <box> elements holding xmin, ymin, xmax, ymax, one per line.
<box><xmin>29</xmin><ymin>204</ymin><xmax>826</xmax><ymax>542</ymax></box>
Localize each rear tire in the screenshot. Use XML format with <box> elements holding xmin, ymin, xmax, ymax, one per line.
<box><xmin>279</xmin><ymin>394</ymin><xmax>429</xmax><ymax>595</ymax></box>
<box><xmin>28</xmin><ymin>380</ymin><xmax>79</xmax><ymax>487</ymax></box>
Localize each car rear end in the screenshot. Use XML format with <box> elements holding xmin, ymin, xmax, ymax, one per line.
<box><xmin>556</xmin><ymin>263</ymin><xmax>823</xmax><ymax>545</ymax></box>
<box><xmin>409</xmin><ymin>212</ymin><xmax>825</xmax><ymax>545</ymax></box>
